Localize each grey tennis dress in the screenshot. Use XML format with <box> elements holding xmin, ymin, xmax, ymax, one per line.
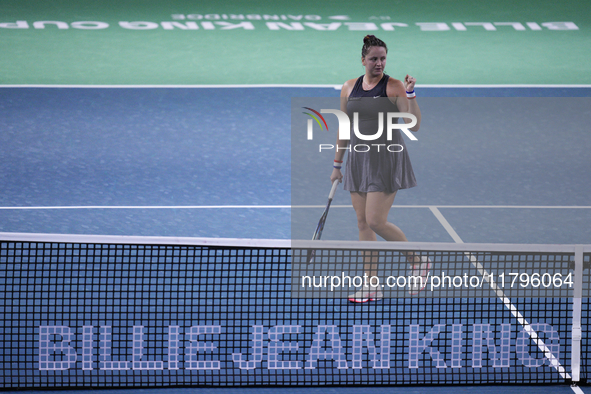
<box><xmin>343</xmin><ymin>75</ymin><xmax>417</xmax><ymax>193</ymax></box>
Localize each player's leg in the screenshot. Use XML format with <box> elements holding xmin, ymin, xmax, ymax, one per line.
<box><xmin>364</xmin><ymin>191</ymin><xmax>411</xmax><ymax>244</ymax></box>
<box><xmin>348</xmin><ymin>192</ymin><xmax>381</xmax><ymax>302</ymax></box>
<box><xmin>365</xmin><ymin>191</ymin><xmax>431</xmax><ymax>295</ymax></box>
<box><xmin>351</xmin><ymin>191</ymin><xmax>380</xmax><ymax>276</ymax></box>
<box><xmin>350</xmin><ymin>191</ymin><xmax>376</xmax><ymax>242</ymax></box>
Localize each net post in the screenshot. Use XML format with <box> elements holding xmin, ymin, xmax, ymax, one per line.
<box><xmin>571</xmin><ymin>245</ymin><xmax>584</xmax><ymax>384</ymax></box>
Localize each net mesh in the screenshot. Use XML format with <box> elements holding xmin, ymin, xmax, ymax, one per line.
<box><xmin>580</xmin><ymin>252</ymin><xmax>591</xmax><ymax>381</ymax></box>
<box><xmin>0</xmin><ymin>235</ymin><xmax>588</xmax><ymax>389</ymax></box>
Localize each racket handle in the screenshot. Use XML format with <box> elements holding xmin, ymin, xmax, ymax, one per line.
<box><xmin>328</xmin><ymin>179</ymin><xmax>339</xmax><ymax>200</ymax></box>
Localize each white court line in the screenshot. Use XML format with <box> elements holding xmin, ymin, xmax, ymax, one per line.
<box><xmin>0</xmin><ymin>205</ymin><xmax>292</xmax><ymax>210</ymax></box>
<box><xmin>1</xmin><ymin>204</ymin><xmax>590</xmax><ymax>210</ymax></box>
<box><xmin>429</xmin><ymin>206</ymin><xmax>572</xmax><ymax>381</ymax></box>
<box><xmin>428</xmin><ymin>207</ymin><xmax>464</xmax><ymax>243</ymax></box>
<box><xmin>1</xmin><ymin>84</ymin><xmax>591</xmax><ymax>88</ymax></box>
<box><xmin>572</xmin><ymin>386</ymin><xmax>586</xmax><ymax>394</ymax></box>
<box><xmin>419</xmin><ymin>84</ymin><xmax>591</xmax><ymax>88</ymax></box>
<box><xmin>0</xmin><ymin>84</ymin><xmax>342</xmax><ymax>89</ymax></box>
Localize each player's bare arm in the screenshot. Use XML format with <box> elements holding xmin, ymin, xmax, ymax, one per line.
<box><xmin>387</xmin><ymin>76</ymin><xmax>421</xmax><ymax>132</ymax></box>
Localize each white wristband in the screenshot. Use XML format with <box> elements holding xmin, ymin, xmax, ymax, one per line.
<box><xmin>406</xmin><ymin>90</ymin><xmax>416</xmax><ymax>99</ymax></box>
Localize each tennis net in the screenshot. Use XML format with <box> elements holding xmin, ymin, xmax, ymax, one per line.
<box><xmin>0</xmin><ymin>232</ymin><xmax>589</xmax><ymax>389</ymax></box>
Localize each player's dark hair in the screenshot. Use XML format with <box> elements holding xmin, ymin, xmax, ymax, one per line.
<box><xmin>361</xmin><ymin>35</ymin><xmax>388</xmax><ymax>58</ymax></box>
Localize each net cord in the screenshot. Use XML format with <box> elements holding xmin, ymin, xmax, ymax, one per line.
<box><xmin>3</xmin><ymin>232</ymin><xmax>590</xmax><ymax>254</ymax></box>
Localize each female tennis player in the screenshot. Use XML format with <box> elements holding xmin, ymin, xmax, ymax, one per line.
<box><xmin>330</xmin><ymin>35</ymin><xmax>431</xmax><ymax>302</ymax></box>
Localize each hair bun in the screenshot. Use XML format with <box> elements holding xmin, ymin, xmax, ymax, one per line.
<box><xmin>361</xmin><ymin>35</ymin><xmax>387</xmax><ymax>57</ymax></box>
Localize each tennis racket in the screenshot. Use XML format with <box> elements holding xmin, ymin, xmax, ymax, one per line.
<box><xmin>307</xmin><ymin>179</ymin><xmax>339</xmax><ymax>264</ymax></box>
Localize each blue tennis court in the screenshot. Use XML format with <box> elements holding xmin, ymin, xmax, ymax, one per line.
<box><xmin>1</xmin><ymin>87</ymin><xmax>590</xmax><ymax>243</ymax></box>
<box><xmin>1</xmin><ymin>86</ymin><xmax>590</xmax><ymax>394</ymax></box>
